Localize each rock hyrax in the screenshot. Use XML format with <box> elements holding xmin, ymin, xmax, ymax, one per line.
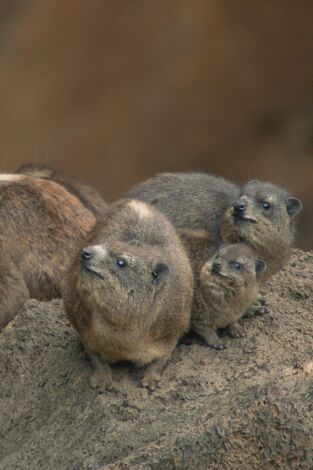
<box><xmin>126</xmin><ymin>172</ymin><xmax>301</xmax><ymax>281</ymax></box>
<box><xmin>16</xmin><ymin>163</ymin><xmax>108</xmax><ymax>217</ymax></box>
<box><xmin>62</xmin><ymin>199</ymin><xmax>193</xmax><ymax>391</ymax></box>
<box><xmin>192</xmin><ymin>243</ymin><xmax>266</xmax><ymax>349</ymax></box>
<box><xmin>221</xmin><ymin>179</ymin><xmax>301</xmax><ymax>280</ymax></box>
<box><xmin>0</xmin><ymin>174</ymin><xmax>96</xmax><ymax>330</ymax></box>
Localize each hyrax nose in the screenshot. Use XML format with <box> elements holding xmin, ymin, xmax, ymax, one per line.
<box><xmin>212</xmin><ymin>259</ymin><xmax>222</xmax><ymax>272</ymax></box>
<box><xmin>234</xmin><ymin>199</ymin><xmax>246</xmax><ymax>213</ymax></box>
<box><xmin>81</xmin><ymin>247</ymin><xmax>94</xmax><ymax>262</ymax></box>
<box><xmin>235</xmin><ymin>200</ymin><xmax>246</xmax><ymax>211</ymax></box>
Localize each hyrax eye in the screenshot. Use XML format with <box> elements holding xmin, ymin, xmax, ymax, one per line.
<box><xmin>230</xmin><ymin>261</ymin><xmax>242</xmax><ymax>270</ymax></box>
<box><xmin>261</xmin><ymin>201</ymin><xmax>271</xmax><ymax>210</ymax></box>
<box><xmin>116</xmin><ymin>259</ymin><xmax>127</xmax><ymax>269</ymax></box>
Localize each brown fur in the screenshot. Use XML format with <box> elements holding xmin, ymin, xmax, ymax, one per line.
<box><xmin>192</xmin><ymin>243</ymin><xmax>265</xmax><ymax>349</ymax></box>
<box><xmin>62</xmin><ymin>199</ymin><xmax>193</xmax><ymax>391</ymax></box>
<box><xmin>177</xmin><ymin>227</ymin><xmax>217</xmax><ymax>274</ymax></box>
<box><xmin>220</xmin><ymin>180</ymin><xmax>301</xmax><ymax>280</ymax></box>
<box><xmin>0</xmin><ymin>175</ymin><xmax>96</xmax><ymax>330</ymax></box>
<box><xmin>16</xmin><ymin>163</ymin><xmax>108</xmax><ymax>218</ymax></box>
<box><xmin>126</xmin><ymin>172</ymin><xmax>302</xmax><ymax>282</ymax></box>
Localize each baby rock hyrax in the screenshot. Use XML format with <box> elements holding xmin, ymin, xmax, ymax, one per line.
<box><xmin>0</xmin><ymin>173</ymin><xmax>96</xmax><ymax>330</ymax></box>
<box><xmin>126</xmin><ymin>172</ymin><xmax>302</xmax><ymax>281</ymax></box>
<box><xmin>192</xmin><ymin>243</ymin><xmax>266</xmax><ymax>349</ymax></box>
<box><xmin>16</xmin><ymin>163</ymin><xmax>108</xmax><ymax>217</ymax></box>
<box><xmin>62</xmin><ymin>199</ymin><xmax>193</xmax><ymax>391</ymax></box>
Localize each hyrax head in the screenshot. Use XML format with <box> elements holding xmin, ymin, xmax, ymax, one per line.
<box><xmin>78</xmin><ymin>239</ymin><xmax>170</xmax><ymax>316</ymax></box>
<box><xmin>221</xmin><ymin>180</ymin><xmax>302</xmax><ymax>253</ymax></box>
<box><xmin>200</xmin><ymin>243</ymin><xmax>266</xmax><ymax>292</ymax></box>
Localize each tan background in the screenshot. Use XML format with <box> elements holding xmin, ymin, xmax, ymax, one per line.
<box><xmin>0</xmin><ymin>0</ymin><xmax>312</xmax><ymax>247</ymax></box>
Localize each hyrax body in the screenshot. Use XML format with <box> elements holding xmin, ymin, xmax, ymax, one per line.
<box><xmin>127</xmin><ymin>172</ymin><xmax>239</xmax><ymax>232</ymax></box>
<box><xmin>0</xmin><ymin>174</ymin><xmax>96</xmax><ymax>330</ymax></box>
<box><xmin>16</xmin><ymin>163</ymin><xmax>108</xmax><ymax>217</ymax></box>
<box><xmin>126</xmin><ymin>172</ymin><xmax>302</xmax><ymax>281</ymax></box>
<box><xmin>192</xmin><ymin>243</ymin><xmax>266</xmax><ymax>349</ymax></box>
<box><xmin>62</xmin><ymin>199</ymin><xmax>193</xmax><ymax>391</ymax></box>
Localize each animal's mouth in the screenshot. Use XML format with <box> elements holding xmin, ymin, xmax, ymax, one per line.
<box><xmin>211</xmin><ymin>269</ymin><xmax>231</xmax><ymax>280</ymax></box>
<box><xmin>81</xmin><ymin>263</ymin><xmax>105</xmax><ymax>280</ymax></box>
<box><xmin>233</xmin><ymin>213</ymin><xmax>257</xmax><ymax>224</ymax></box>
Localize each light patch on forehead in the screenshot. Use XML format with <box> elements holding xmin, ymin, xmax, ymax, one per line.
<box><xmin>26</xmin><ymin>169</ymin><xmax>51</xmax><ymax>178</ymax></box>
<box><xmin>0</xmin><ymin>174</ymin><xmax>25</xmax><ymax>182</ymax></box>
<box><xmin>238</xmin><ymin>256</ymin><xmax>249</xmax><ymax>265</ymax></box>
<box><xmin>128</xmin><ymin>200</ymin><xmax>152</xmax><ymax>218</ymax></box>
<box><xmin>266</xmin><ymin>194</ymin><xmax>277</xmax><ymax>203</ymax></box>
<box><xmin>91</xmin><ymin>244</ymin><xmax>108</xmax><ymax>258</ymax></box>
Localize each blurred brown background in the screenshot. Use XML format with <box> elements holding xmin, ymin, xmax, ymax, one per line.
<box><xmin>0</xmin><ymin>0</ymin><xmax>312</xmax><ymax>248</ymax></box>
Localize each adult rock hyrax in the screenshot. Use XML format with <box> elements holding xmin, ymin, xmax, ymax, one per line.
<box><xmin>192</xmin><ymin>243</ymin><xmax>266</xmax><ymax>349</ymax></box>
<box><xmin>16</xmin><ymin>163</ymin><xmax>108</xmax><ymax>217</ymax></box>
<box><xmin>126</xmin><ymin>172</ymin><xmax>302</xmax><ymax>281</ymax></box>
<box><xmin>62</xmin><ymin>199</ymin><xmax>193</xmax><ymax>391</ymax></box>
<box><xmin>0</xmin><ymin>173</ymin><xmax>96</xmax><ymax>330</ymax></box>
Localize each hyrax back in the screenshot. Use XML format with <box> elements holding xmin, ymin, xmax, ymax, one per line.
<box><xmin>62</xmin><ymin>199</ymin><xmax>193</xmax><ymax>391</ymax></box>
<box><xmin>0</xmin><ymin>174</ymin><xmax>96</xmax><ymax>330</ymax></box>
<box><xmin>192</xmin><ymin>243</ymin><xmax>266</xmax><ymax>349</ymax></box>
<box><xmin>16</xmin><ymin>163</ymin><xmax>108</xmax><ymax>217</ymax></box>
<box><xmin>126</xmin><ymin>172</ymin><xmax>239</xmax><ymax>232</ymax></box>
<box><xmin>126</xmin><ymin>172</ymin><xmax>301</xmax><ymax>281</ymax></box>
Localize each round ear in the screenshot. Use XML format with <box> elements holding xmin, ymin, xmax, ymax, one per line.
<box><xmin>255</xmin><ymin>259</ymin><xmax>266</xmax><ymax>278</ymax></box>
<box><xmin>286</xmin><ymin>197</ymin><xmax>302</xmax><ymax>218</ymax></box>
<box><xmin>151</xmin><ymin>262</ymin><xmax>170</xmax><ymax>284</ymax></box>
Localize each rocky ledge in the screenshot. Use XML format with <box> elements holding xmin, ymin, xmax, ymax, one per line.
<box><xmin>1</xmin><ymin>250</ymin><xmax>313</xmax><ymax>469</ymax></box>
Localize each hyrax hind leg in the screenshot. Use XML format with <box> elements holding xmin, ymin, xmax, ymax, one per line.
<box><xmin>0</xmin><ymin>259</ymin><xmax>30</xmax><ymax>330</ymax></box>
<box><xmin>89</xmin><ymin>355</ymin><xmax>113</xmax><ymax>392</ymax></box>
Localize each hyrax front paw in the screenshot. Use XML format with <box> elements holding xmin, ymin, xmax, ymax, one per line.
<box><xmin>228</xmin><ymin>322</ymin><xmax>245</xmax><ymax>339</ymax></box>
<box><xmin>204</xmin><ymin>331</ymin><xmax>229</xmax><ymax>350</ymax></box>
<box><xmin>141</xmin><ymin>375</ymin><xmax>162</xmax><ymax>392</ymax></box>
<box><xmin>89</xmin><ymin>359</ymin><xmax>113</xmax><ymax>392</ymax></box>
<box><xmin>209</xmin><ymin>339</ymin><xmax>229</xmax><ymax>350</ymax></box>
<box><xmin>89</xmin><ymin>370</ymin><xmax>113</xmax><ymax>392</ymax></box>
<box><xmin>245</xmin><ymin>298</ymin><xmax>268</xmax><ymax>317</ymax></box>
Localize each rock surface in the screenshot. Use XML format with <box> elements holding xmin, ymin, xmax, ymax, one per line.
<box><xmin>0</xmin><ymin>249</ymin><xmax>313</xmax><ymax>469</ymax></box>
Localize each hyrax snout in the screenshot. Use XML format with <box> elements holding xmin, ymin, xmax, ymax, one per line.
<box><xmin>62</xmin><ymin>199</ymin><xmax>193</xmax><ymax>392</ymax></box>
<box><xmin>191</xmin><ymin>243</ymin><xmax>266</xmax><ymax>349</ymax></box>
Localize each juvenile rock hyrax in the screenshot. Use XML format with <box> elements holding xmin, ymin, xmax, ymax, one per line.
<box><xmin>16</xmin><ymin>163</ymin><xmax>108</xmax><ymax>217</ymax></box>
<box><xmin>62</xmin><ymin>199</ymin><xmax>193</xmax><ymax>391</ymax></box>
<box><xmin>192</xmin><ymin>243</ymin><xmax>266</xmax><ymax>349</ymax></box>
<box><xmin>0</xmin><ymin>174</ymin><xmax>96</xmax><ymax>330</ymax></box>
<box><xmin>126</xmin><ymin>172</ymin><xmax>302</xmax><ymax>281</ymax></box>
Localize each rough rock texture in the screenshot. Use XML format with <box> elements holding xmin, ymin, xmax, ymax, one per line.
<box><xmin>0</xmin><ymin>249</ymin><xmax>313</xmax><ymax>469</ymax></box>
